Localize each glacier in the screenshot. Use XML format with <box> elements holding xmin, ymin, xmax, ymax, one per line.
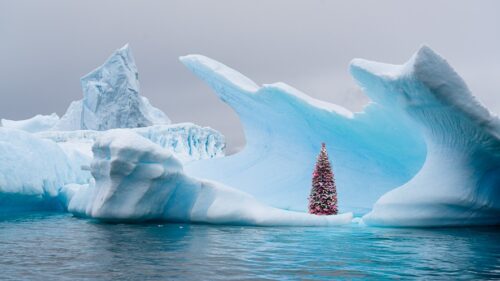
<box><xmin>67</xmin><ymin>130</ymin><xmax>353</xmax><ymax>226</ymax></box>
<box><xmin>181</xmin><ymin>46</ymin><xmax>500</xmax><ymax>226</ymax></box>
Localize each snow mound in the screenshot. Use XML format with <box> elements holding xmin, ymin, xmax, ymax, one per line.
<box><xmin>1</xmin><ymin>113</ymin><xmax>59</xmax><ymax>133</ymax></box>
<box><xmin>180</xmin><ymin>54</ymin><xmax>426</xmax><ymax>214</ymax></box>
<box><xmin>358</xmin><ymin>46</ymin><xmax>500</xmax><ymax>226</ymax></box>
<box><xmin>68</xmin><ymin>130</ymin><xmax>352</xmax><ymax>226</ymax></box>
<box><xmin>54</xmin><ymin>44</ymin><xmax>170</xmax><ymax>131</ymax></box>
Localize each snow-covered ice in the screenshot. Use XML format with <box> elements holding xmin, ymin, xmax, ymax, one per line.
<box><xmin>1</xmin><ymin>113</ymin><xmax>59</xmax><ymax>133</ymax></box>
<box><xmin>67</xmin><ymin>130</ymin><xmax>353</xmax><ymax>226</ymax></box>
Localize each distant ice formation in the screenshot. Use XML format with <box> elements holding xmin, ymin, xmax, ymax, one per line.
<box><xmin>37</xmin><ymin>123</ymin><xmax>225</xmax><ymax>164</ymax></box>
<box><xmin>55</xmin><ymin>44</ymin><xmax>170</xmax><ymax>131</ymax></box>
<box><xmin>2</xmin><ymin>44</ymin><xmax>171</xmax><ymax>133</ymax></box>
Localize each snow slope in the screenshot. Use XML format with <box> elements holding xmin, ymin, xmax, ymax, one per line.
<box><xmin>54</xmin><ymin>44</ymin><xmax>170</xmax><ymax>131</ymax></box>
<box><xmin>180</xmin><ymin>54</ymin><xmax>426</xmax><ymax>214</ymax></box>
<box><xmin>68</xmin><ymin>130</ymin><xmax>352</xmax><ymax>226</ymax></box>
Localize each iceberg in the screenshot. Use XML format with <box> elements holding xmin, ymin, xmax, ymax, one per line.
<box><xmin>180</xmin><ymin>46</ymin><xmax>500</xmax><ymax>226</ymax></box>
<box><xmin>54</xmin><ymin>44</ymin><xmax>170</xmax><ymax>131</ymax></box>
<box><xmin>0</xmin><ymin>123</ymin><xmax>224</xmax><ymax>216</ymax></box>
<box><xmin>68</xmin><ymin>130</ymin><xmax>352</xmax><ymax>226</ymax></box>
<box><xmin>2</xmin><ymin>43</ymin><xmax>498</xmax><ymax>227</ymax></box>
<box><xmin>3</xmin><ymin>44</ymin><xmax>170</xmax><ymax>133</ymax></box>
<box><xmin>1</xmin><ymin>113</ymin><xmax>59</xmax><ymax>133</ymax></box>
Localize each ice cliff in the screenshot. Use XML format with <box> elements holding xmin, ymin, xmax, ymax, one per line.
<box><xmin>181</xmin><ymin>46</ymin><xmax>500</xmax><ymax>226</ymax></box>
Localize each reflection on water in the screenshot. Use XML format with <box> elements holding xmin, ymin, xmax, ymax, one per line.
<box><xmin>1</xmin><ymin>213</ymin><xmax>499</xmax><ymax>280</ymax></box>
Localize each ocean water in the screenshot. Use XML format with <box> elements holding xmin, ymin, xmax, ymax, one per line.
<box><xmin>1</xmin><ymin>213</ymin><xmax>499</xmax><ymax>280</ymax></box>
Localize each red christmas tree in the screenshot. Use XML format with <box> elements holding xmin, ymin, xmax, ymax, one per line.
<box><xmin>308</xmin><ymin>143</ymin><xmax>338</xmax><ymax>215</ymax></box>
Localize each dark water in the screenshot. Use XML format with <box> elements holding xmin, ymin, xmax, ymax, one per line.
<box><xmin>1</xmin><ymin>213</ymin><xmax>499</xmax><ymax>280</ymax></box>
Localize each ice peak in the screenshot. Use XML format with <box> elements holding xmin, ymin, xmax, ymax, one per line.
<box><xmin>55</xmin><ymin>45</ymin><xmax>170</xmax><ymax>131</ymax></box>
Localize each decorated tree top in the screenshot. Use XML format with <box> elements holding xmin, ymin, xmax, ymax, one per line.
<box><xmin>308</xmin><ymin>143</ymin><xmax>338</xmax><ymax>215</ymax></box>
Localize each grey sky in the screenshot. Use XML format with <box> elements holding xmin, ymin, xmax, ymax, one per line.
<box><xmin>1</xmin><ymin>1</ymin><xmax>499</xmax><ymax>152</ymax></box>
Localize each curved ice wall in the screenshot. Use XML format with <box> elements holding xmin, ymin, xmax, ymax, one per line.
<box><xmin>180</xmin><ymin>55</ymin><xmax>427</xmax><ymax>214</ymax></box>
<box><xmin>357</xmin><ymin>46</ymin><xmax>500</xmax><ymax>226</ymax></box>
<box><xmin>181</xmin><ymin>46</ymin><xmax>500</xmax><ymax>226</ymax></box>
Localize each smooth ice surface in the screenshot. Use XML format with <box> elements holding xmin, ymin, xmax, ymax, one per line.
<box><xmin>360</xmin><ymin>46</ymin><xmax>500</xmax><ymax>226</ymax></box>
<box><xmin>0</xmin><ymin>128</ymin><xmax>89</xmax><ymax>213</ymax></box>
<box><xmin>180</xmin><ymin>54</ymin><xmax>426</xmax><ymax>214</ymax></box>
<box><xmin>54</xmin><ymin>44</ymin><xmax>170</xmax><ymax>131</ymax></box>
<box><xmin>1</xmin><ymin>113</ymin><xmax>59</xmax><ymax>133</ymax></box>
<box><xmin>68</xmin><ymin>130</ymin><xmax>352</xmax><ymax>226</ymax></box>
<box><xmin>181</xmin><ymin>46</ymin><xmax>500</xmax><ymax>226</ymax></box>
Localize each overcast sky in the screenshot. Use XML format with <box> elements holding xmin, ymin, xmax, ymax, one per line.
<box><xmin>1</xmin><ymin>1</ymin><xmax>499</xmax><ymax>151</ymax></box>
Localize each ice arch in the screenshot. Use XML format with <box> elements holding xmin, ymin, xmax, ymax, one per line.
<box><xmin>180</xmin><ymin>53</ymin><xmax>427</xmax><ymax>215</ymax></box>
<box><xmin>181</xmin><ymin>46</ymin><xmax>500</xmax><ymax>226</ymax></box>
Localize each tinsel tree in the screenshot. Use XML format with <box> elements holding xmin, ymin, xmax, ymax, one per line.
<box><xmin>308</xmin><ymin>143</ymin><xmax>338</xmax><ymax>215</ymax></box>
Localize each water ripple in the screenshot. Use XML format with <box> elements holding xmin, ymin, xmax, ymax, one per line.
<box><xmin>0</xmin><ymin>213</ymin><xmax>499</xmax><ymax>280</ymax></box>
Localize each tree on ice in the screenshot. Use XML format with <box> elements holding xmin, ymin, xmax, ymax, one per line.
<box><xmin>308</xmin><ymin>143</ymin><xmax>338</xmax><ymax>215</ymax></box>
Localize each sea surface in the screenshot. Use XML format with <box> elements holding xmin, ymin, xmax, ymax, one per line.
<box><xmin>1</xmin><ymin>212</ymin><xmax>499</xmax><ymax>280</ymax></box>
